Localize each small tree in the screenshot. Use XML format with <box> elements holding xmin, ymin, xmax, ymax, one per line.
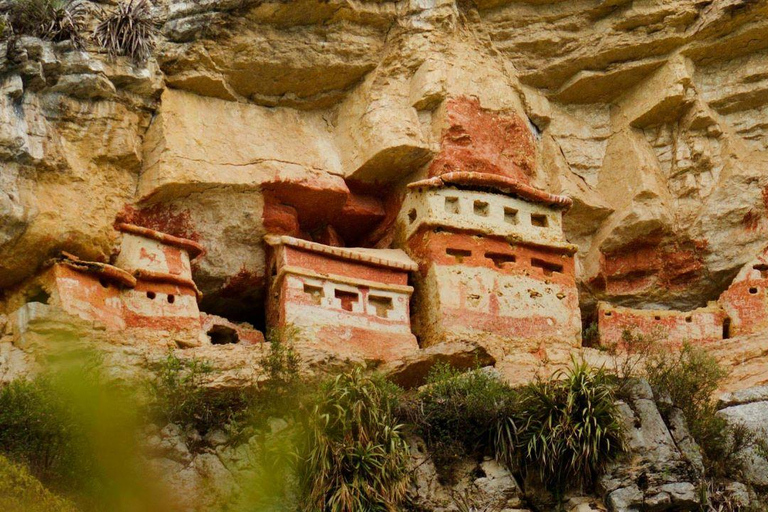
<box><xmin>644</xmin><ymin>342</ymin><xmax>731</xmax><ymax>472</ymax></box>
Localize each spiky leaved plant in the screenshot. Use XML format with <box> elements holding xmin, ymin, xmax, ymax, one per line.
<box><xmin>295</xmin><ymin>367</ymin><xmax>410</xmax><ymax>512</ymax></box>
<box><xmin>93</xmin><ymin>0</ymin><xmax>156</xmax><ymax>63</ymax></box>
<box><xmin>514</xmin><ymin>358</ymin><xmax>626</xmax><ymax>496</ymax></box>
<box><xmin>4</xmin><ymin>0</ymin><xmax>87</xmax><ymax>48</ymax></box>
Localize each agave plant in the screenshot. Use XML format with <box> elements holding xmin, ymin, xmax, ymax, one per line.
<box><xmin>93</xmin><ymin>0</ymin><xmax>156</xmax><ymax>63</ymax></box>
<box><xmin>4</xmin><ymin>0</ymin><xmax>87</xmax><ymax>48</ymax></box>
<box><xmin>513</xmin><ymin>358</ymin><xmax>626</xmax><ymax>494</ymax></box>
<box><xmin>295</xmin><ymin>367</ymin><xmax>410</xmax><ymax>512</ymax></box>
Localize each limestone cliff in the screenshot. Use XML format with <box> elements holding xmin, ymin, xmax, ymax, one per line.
<box><xmin>2</xmin><ymin>0</ymin><xmax>767</xmax><ymax>325</ymax></box>
<box><xmin>2</xmin><ymin>1</ymin><xmax>768</xmax><ymax>509</ymax></box>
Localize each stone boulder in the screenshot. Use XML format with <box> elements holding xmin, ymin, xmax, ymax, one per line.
<box><xmin>598</xmin><ymin>380</ymin><xmax>702</xmax><ymax>511</ymax></box>
<box><xmin>382</xmin><ymin>341</ymin><xmax>495</xmax><ymax>388</ymax></box>
<box><xmin>717</xmin><ymin>389</ymin><xmax>768</xmax><ymax>488</ymax></box>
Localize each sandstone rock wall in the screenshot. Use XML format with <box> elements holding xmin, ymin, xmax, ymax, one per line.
<box><xmin>2</xmin><ymin>0</ymin><xmax>767</xmax><ymax>321</ymax></box>
<box><xmin>0</xmin><ymin>0</ymin><xmax>768</xmax><ymax>382</ymax></box>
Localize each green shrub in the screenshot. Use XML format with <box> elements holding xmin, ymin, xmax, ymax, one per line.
<box><xmin>513</xmin><ymin>359</ymin><xmax>626</xmax><ymax>496</ymax></box>
<box><xmin>0</xmin><ymin>376</ymin><xmax>85</xmax><ymax>485</ymax></box>
<box><xmin>644</xmin><ymin>343</ymin><xmax>731</xmax><ymax>473</ymax></box>
<box><xmin>582</xmin><ymin>321</ymin><xmax>599</xmax><ymax>347</ymax></box>
<box><xmin>256</xmin><ymin>334</ymin><xmax>302</xmax><ymax>418</ymax></box>
<box><xmin>0</xmin><ymin>359</ymin><xmax>171</xmax><ymax>511</ymax></box>
<box><xmin>146</xmin><ymin>352</ymin><xmax>255</xmax><ymax>439</ymax></box>
<box><xmin>295</xmin><ymin>367</ymin><xmax>410</xmax><ymax>512</ymax></box>
<box><xmin>3</xmin><ymin>0</ymin><xmax>86</xmax><ymax>47</ymax></box>
<box><xmin>405</xmin><ymin>364</ymin><xmax>517</xmax><ymax>482</ymax></box>
<box><xmin>0</xmin><ymin>454</ymin><xmax>78</xmax><ymax>512</ymax></box>
<box><xmin>93</xmin><ymin>0</ymin><xmax>157</xmax><ymax>63</ymax></box>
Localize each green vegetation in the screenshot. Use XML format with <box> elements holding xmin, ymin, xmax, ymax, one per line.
<box><xmin>406</xmin><ymin>359</ymin><xmax>626</xmax><ymax>498</ymax></box>
<box><xmin>0</xmin><ymin>355</ymin><xmax>172</xmax><ymax>511</ymax></box>
<box><xmin>404</xmin><ymin>364</ymin><xmax>517</xmax><ymax>482</ymax></box>
<box><xmin>3</xmin><ymin>0</ymin><xmax>86</xmax><ymax>47</ymax></box>
<box><xmin>515</xmin><ymin>359</ymin><xmax>626</xmax><ymax>495</ymax></box>
<box><xmin>0</xmin><ymin>376</ymin><xmax>84</xmax><ymax>486</ymax></box>
<box><xmin>295</xmin><ymin>367</ymin><xmax>411</xmax><ymax>512</ymax></box>
<box><xmin>0</xmin><ymin>339</ymin><xmax>630</xmax><ymax>512</ymax></box>
<box><xmin>645</xmin><ymin>342</ymin><xmax>730</xmax><ymax>472</ymax></box>
<box><xmin>93</xmin><ymin>0</ymin><xmax>157</xmax><ymax>63</ymax></box>
<box><xmin>146</xmin><ymin>352</ymin><xmax>255</xmax><ymax>440</ymax></box>
<box><xmin>0</xmin><ymin>454</ymin><xmax>78</xmax><ymax>512</ymax></box>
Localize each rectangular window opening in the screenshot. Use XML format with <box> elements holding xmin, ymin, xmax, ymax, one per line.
<box><xmin>473</xmin><ymin>200</ymin><xmax>489</xmax><ymax>217</ymax></box>
<box><xmin>530</xmin><ymin>214</ymin><xmax>549</xmax><ymax>228</ymax></box>
<box><xmin>531</xmin><ymin>258</ymin><xmax>563</xmax><ymax>276</ymax></box>
<box><xmin>444</xmin><ymin>196</ymin><xmax>460</xmax><ymax>214</ymax></box>
<box><xmin>334</xmin><ymin>289</ymin><xmax>359</xmax><ymax>311</ymax></box>
<box><xmin>303</xmin><ymin>283</ymin><xmax>324</xmax><ymax>305</ymax></box>
<box><xmin>485</xmin><ymin>252</ymin><xmax>516</xmax><ymax>268</ymax></box>
<box><xmin>369</xmin><ymin>295</ymin><xmax>393</xmax><ymax>318</ymax></box>
<box><xmin>446</xmin><ymin>248</ymin><xmax>472</xmax><ymax>263</ymax></box>
<box><xmin>754</xmin><ymin>263</ymin><xmax>768</xmax><ymax>279</ymax></box>
<box><xmin>504</xmin><ymin>207</ymin><xmax>518</xmax><ymax>225</ymax></box>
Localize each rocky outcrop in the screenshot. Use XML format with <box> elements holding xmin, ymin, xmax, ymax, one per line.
<box><xmin>599</xmin><ymin>380</ymin><xmax>702</xmax><ymax>511</ymax></box>
<box><xmin>717</xmin><ymin>385</ymin><xmax>768</xmax><ymax>490</ymax></box>
<box><xmin>0</xmin><ymin>0</ymin><xmax>766</xmax><ymax>329</ymax></box>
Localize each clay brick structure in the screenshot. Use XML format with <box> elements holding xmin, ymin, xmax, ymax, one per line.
<box><xmin>3</xmin><ymin>224</ymin><xmax>263</xmax><ymax>347</ymax></box>
<box><xmin>597</xmin><ymin>246</ymin><xmax>768</xmax><ymax>346</ymax></box>
<box><xmin>396</xmin><ymin>172</ymin><xmax>581</xmax><ymax>349</ymax></box>
<box><xmin>113</xmin><ymin>223</ymin><xmax>205</xmax><ymax>333</ymax></box>
<box><xmin>597</xmin><ymin>302</ymin><xmax>727</xmax><ymax>347</ymax></box>
<box><xmin>718</xmin><ymin>248</ymin><xmax>768</xmax><ymax>338</ymax></box>
<box><xmin>264</xmin><ymin>235</ymin><xmax>419</xmax><ymax>361</ymax></box>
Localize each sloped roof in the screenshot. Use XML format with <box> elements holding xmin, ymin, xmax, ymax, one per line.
<box><xmin>408</xmin><ymin>171</ymin><xmax>573</xmax><ymax>210</ymax></box>
<box><xmin>264</xmin><ymin>235</ymin><xmax>418</xmax><ymax>272</ymax></box>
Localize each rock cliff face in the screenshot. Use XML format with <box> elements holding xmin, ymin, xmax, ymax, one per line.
<box><xmin>3</xmin><ymin>0</ymin><xmax>768</xmax><ymax>326</ymax></box>
<box><xmin>2</xmin><ymin>2</ymin><xmax>768</xmax><ymax>509</ymax></box>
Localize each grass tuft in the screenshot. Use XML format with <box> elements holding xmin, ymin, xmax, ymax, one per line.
<box><xmin>296</xmin><ymin>367</ymin><xmax>411</xmax><ymax>512</ymax></box>
<box><xmin>93</xmin><ymin>0</ymin><xmax>156</xmax><ymax>63</ymax></box>
<box><xmin>3</xmin><ymin>0</ymin><xmax>86</xmax><ymax>47</ymax></box>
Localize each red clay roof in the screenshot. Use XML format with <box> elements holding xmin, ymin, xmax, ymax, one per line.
<box><xmin>408</xmin><ymin>172</ymin><xmax>573</xmax><ymax>210</ymax></box>
<box><xmin>116</xmin><ymin>223</ymin><xmax>205</xmax><ymax>260</ymax></box>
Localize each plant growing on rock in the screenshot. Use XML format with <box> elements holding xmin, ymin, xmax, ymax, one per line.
<box><xmin>146</xmin><ymin>352</ymin><xmax>255</xmax><ymax>440</ymax></box>
<box><xmin>513</xmin><ymin>359</ymin><xmax>626</xmax><ymax>496</ymax></box>
<box><xmin>295</xmin><ymin>367</ymin><xmax>410</xmax><ymax>512</ymax></box>
<box><xmin>0</xmin><ymin>376</ymin><xmax>83</xmax><ymax>485</ymax></box>
<box><xmin>404</xmin><ymin>363</ymin><xmax>517</xmax><ymax>483</ymax></box>
<box><xmin>0</xmin><ymin>454</ymin><xmax>78</xmax><ymax>512</ymax></box>
<box><xmin>644</xmin><ymin>343</ymin><xmax>732</xmax><ymax>473</ymax></box>
<box><xmin>3</xmin><ymin>0</ymin><xmax>86</xmax><ymax>48</ymax></box>
<box><xmin>93</xmin><ymin>0</ymin><xmax>156</xmax><ymax>63</ymax></box>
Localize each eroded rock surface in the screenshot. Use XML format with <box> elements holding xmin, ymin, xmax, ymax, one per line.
<box><xmin>599</xmin><ymin>380</ymin><xmax>702</xmax><ymax>511</ymax></box>
<box><xmin>0</xmin><ymin>0</ymin><xmax>767</xmax><ymax>323</ymax></box>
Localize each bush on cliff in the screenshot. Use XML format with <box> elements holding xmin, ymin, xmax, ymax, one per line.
<box><xmin>0</xmin><ymin>376</ymin><xmax>85</xmax><ymax>486</ymax></box>
<box><xmin>0</xmin><ymin>454</ymin><xmax>78</xmax><ymax>512</ymax></box>
<box><xmin>295</xmin><ymin>367</ymin><xmax>410</xmax><ymax>512</ymax></box>
<box><xmin>146</xmin><ymin>352</ymin><xmax>256</xmax><ymax>439</ymax></box>
<box><xmin>405</xmin><ymin>360</ymin><xmax>626</xmax><ymax>497</ymax></box>
<box><xmin>644</xmin><ymin>343</ymin><xmax>731</xmax><ymax>472</ymax></box>
<box><xmin>513</xmin><ymin>359</ymin><xmax>626</xmax><ymax>496</ymax></box>
<box><xmin>3</xmin><ymin>0</ymin><xmax>86</xmax><ymax>47</ymax></box>
<box><xmin>93</xmin><ymin>0</ymin><xmax>157</xmax><ymax>63</ymax></box>
<box><xmin>403</xmin><ymin>363</ymin><xmax>517</xmax><ymax>483</ymax></box>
